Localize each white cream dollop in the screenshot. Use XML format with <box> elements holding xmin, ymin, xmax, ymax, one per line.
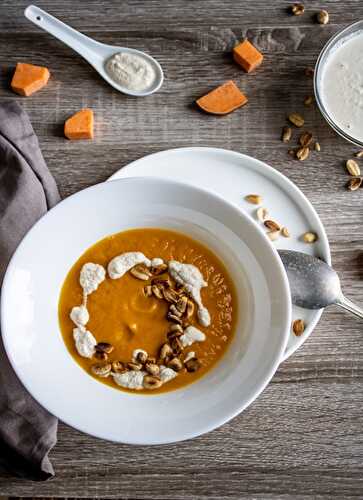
<box><xmin>197</xmin><ymin>306</ymin><xmax>211</xmax><ymax>327</ymax></box>
<box><xmin>180</xmin><ymin>326</ymin><xmax>206</xmax><ymax>347</ymax></box>
<box><xmin>168</xmin><ymin>260</ymin><xmax>211</xmax><ymax>327</ymax></box>
<box><xmin>70</xmin><ymin>305</ymin><xmax>89</xmax><ymax>327</ymax></box>
<box><xmin>73</xmin><ymin>327</ymin><xmax>97</xmax><ymax>358</ymax></box>
<box><xmin>108</xmin><ymin>252</ymin><xmax>151</xmax><ymax>279</ymax></box>
<box><xmin>80</xmin><ymin>263</ymin><xmax>106</xmax><ymax>296</ymax></box>
<box><xmin>159</xmin><ymin>366</ymin><xmax>178</xmax><ymax>383</ymax></box>
<box><xmin>112</xmin><ymin>370</ymin><xmax>146</xmax><ymax>390</ymax></box>
<box><xmin>150</xmin><ymin>257</ymin><xmax>164</xmax><ymax>267</ymax></box>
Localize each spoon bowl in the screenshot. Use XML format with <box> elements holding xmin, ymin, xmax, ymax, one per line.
<box><xmin>25</xmin><ymin>5</ymin><xmax>164</xmax><ymax>97</ymax></box>
<box><xmin>278</xmin><ymin>250</ymin><xmax>363</xmax><ymax>319</ymax></box>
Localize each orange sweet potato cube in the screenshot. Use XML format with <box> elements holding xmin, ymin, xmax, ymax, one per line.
<box><xmin>11</xmin><ymin>62</ymin><xmax>50</xmax><ymax>96</ymax></box>
<box><xmin>233</xmin><ymin>40</ymin><xmax>263</xmax><ymax>73</ymax></box>
<box><xmin>196</xmin><ymin>80</ymin><xmax>248</xmax><ymax>115</ymax></box>
<box><xmin>64</xmin><ymin>109</ymin><xmax>94</xmax><ymax>140</ymax></box>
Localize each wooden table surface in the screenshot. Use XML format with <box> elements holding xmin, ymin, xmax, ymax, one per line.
<box><xmin>1</xmin><ymin>1</ymin><xmax>363</xmax><ymax>498</ymax></box>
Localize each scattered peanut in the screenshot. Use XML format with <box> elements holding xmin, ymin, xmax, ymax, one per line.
<box><xmin>288</xmin><ymin>112</ymin><xmax>305</xmax><ymax>127</ymax></box>
<box><xmin>304</xmin><ymin>95</ymin><xmax>314</xmax><ymax>106</ymax></box>
<box><xmin>264</xmin><ymin>219</ymin><xmax>281</xmax><ymax>232</ymax></box>
<box><xmin>346</xmin><ymin>159</ymin><xmax>361</xmax><ymax>177</ymax></box>
<box><xmin>282</xmin><ymin>125</ymin><xmax>292</xmax><ymax>143</ymax></box>
<box><xmin>112</xmin><ymin>361</ymin><xmax>125</xmax><ymax>373</ymax></box>
<box><xmin>185</xmin><ymin>358</ymin><xmax>201</xmax><ymax>372</ymax></box>
<box><xmin>135</xmin><ymin>351</ymin><xmax>148</xmax><ymax>364</ymax></box>
<box><xmin>130</xmin><ymin>264</ymin><xmax>152</xmax><ymax>281</ymax></box>
<box><xmin>302</xmin><ymin>231</ymin><xmax>318</xmax><ymax>243</ymax></box>
<box><xmin>167</xmin><ymin>357</ymin><xmax>184</xmax><ymax>372</ymax></box>
<box><xmin>296</xmin><ymin>146</ymin><xmax>310</xmax><ymax>161</ymax></box>
<box><xmin>91</xmin><ymin>363</ymin><xmax>112</xmax><ymax>377</ymax></box>
<box><xmin>160</xmin><ymin>343</ymin><xmax>174</xmax><ymax>360</ymax></box>
<box><xmin>143</xmin><ymin>375</ymin><xmax>162</xmax><ymax>389</ymax></box>
<box><xmin>245</xmin><ymin>194</ymin><xmax>262</xmax><ymax>205</ymax></box>
<box><xmin>95</xmin><ymin>351</ymin><xmax>108</xmax><ymax>361</ymax></box>
<box><xmin>291</xmin><ymin>3</ymin><xmax>305</xmax><ymax>15</ymax></box>
<box><xmin>316</xmin><ymin>9</ymin><xmax>329</xmax><ymax>25</ymax></box>
<box><xmin>127</xmin><ymin>362</ymin><xmax>143</xmax><ymax>371</ymax></box>
<box><xmin>292</xmin><ymin>319</ymin><xmax>305</xmax><ymax>336</ymax></box>
<box><xmin>96</xmin><ymin>342</ymin><xmax>114</xmax><ymax>354</ymax></box>
<box><xmin>299</xmin><ymin>131</ymin><xmax>313</xmax><ymax>147</ymax></box>
<box><xmin>347</xmin><ymin>177</ymin><xmax>362</xmax><ymax>191</ymax></box>
<box><xmin>186</xmin><ymin>300</ymin><xmax>195</xmax><ymax>318</ymax></box>
<box><xmin>145</xmin><ymin>362</ymin><xmax>160</xmax><ymax>376</ymax></box>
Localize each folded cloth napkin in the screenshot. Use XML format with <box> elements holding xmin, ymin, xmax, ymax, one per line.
<box><xmin>0</xmin><ymin>101</ymin><xmax>60</xmax><ymax>480</ymax></box>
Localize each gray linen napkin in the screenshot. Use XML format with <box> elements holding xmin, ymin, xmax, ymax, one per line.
<box><xmin>0</xmin><ymin>101</ymin><xmax>60</xmax><ymax>480</ymax></box>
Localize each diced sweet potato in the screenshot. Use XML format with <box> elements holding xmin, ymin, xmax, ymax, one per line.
<box><xmin>11</xmin><ymin>62</ymin><xmax>50</xmax><ymax>96</ymax></box>
<box><xmin>196</xmin><ymin>80</ymin><xmax>248</xmax><ymax>115</ymax></box>
<box><xmin>233</xmin><ymin>40</ymin><xmax>263</xmax><ymax>73</ymax></box>
<box><xmin>64</xmin><ymin>109</ymin><xmax>94</xmax><ymax>140</ymax></box>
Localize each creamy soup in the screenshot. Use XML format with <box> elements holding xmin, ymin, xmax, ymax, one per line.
<box><xmin>320</xmin><ymin>31</ymin><xmax>363</xmax><ymax>142</ymax></box>
<box><xmin>58</xmin><ymin>228</ymin><xmax>237</xmax><ymax>394</ymax></box>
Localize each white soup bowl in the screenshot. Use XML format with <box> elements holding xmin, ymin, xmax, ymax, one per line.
<box><xmin>1</xmin><ymin>177</ymin><xmax>291</xmax><ymax>443</ymax></box>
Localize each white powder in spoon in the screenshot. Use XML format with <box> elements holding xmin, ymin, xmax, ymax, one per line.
<box><xmin>105</xmin><ymin>52</ymin><xmax>156</xmax><ymax>91</ymax></box>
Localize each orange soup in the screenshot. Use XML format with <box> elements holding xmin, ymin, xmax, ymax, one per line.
<box><xmin>58</xmin><ymin>228</ymin><xmax>237</xmax><ymax>394</ymax></box>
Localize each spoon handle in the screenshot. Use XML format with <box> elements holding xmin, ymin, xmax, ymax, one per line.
<box><xmin>24</xmin><ymin>5</ymin><xmax>104</xmax><ymax>64</ymax></box>
<box><xmin>336</xmin><ymin>294</ymin><xmax>363</xmax><ymax>319</ymax></box>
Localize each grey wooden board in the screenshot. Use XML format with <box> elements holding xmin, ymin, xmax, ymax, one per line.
<box><xmin>0</xmin><ymin>0</ymin><xmax>363</xmax><ymax>498</ymax></box>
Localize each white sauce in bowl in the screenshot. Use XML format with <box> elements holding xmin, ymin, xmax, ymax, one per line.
<box><xmin>321</xmin><ymin>31</ymin><xmax>363</xmax><ymax>142</ymax></box>
<box><xmin>168</xmin><ymin>260</ymin><xmax>211</xmax><ymax>327</ymax></box>
<box><xmin>108</xmin><ymin>251</ymin><xmax>150</xmax><ymax>279</ymax></box>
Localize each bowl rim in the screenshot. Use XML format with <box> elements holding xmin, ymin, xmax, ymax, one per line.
<box><xmin>1</xmin><ymin>176</ymin><xmax>291</xmax><ymax>443</ymax></box>
<box><xmin>314</xmin><ymin>19</ymin><xmax>363</xmax><ymax>148</ymax></box>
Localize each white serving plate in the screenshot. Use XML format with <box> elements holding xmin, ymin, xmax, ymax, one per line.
<box><xmin>1</xmin><ymin>177</ymin><xmax>290</xmax><ymax>443</ymax></box>
<box><xmin>109</xmin><ymin>147</ymin><xmax>331</xmax><ymax>360</ymax></box>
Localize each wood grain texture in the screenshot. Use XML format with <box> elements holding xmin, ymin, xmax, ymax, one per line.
<box><xmin>0</xmin><ymin>0</ymin><xmax>363</xmax><ymax>498</ymax></box>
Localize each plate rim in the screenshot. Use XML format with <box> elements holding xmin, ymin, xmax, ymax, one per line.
<box><xmin>108</xmin><ymin>146</ymin><xmax>331</xmax><ymax>361</ymax></box>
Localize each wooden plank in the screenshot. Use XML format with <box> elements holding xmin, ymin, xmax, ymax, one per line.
<box><xmin>0</xmin><ymin>0</ymin><xmax>362</xmax><ymax>497</ymax></box>
<box><xmin>1</xmin><ymin>380</ymin><xmax>363</xmax><ymax>497</ymax></box>
<box><xmin>0</xmin><ymin>0</ymin><xmax>362</xmax><ymax>32</ymax></box>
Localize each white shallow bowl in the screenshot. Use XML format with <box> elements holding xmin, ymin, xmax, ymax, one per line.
<box><xmin>1</xmin><ymin>177</ymin><xmax>291</xmax><ymax>444</ymax></box>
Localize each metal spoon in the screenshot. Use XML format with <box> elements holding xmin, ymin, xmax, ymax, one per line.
<box><xmin>278</xmin><ymin>249</ymin><xmax>363</xmax><ymax>319</ymax></box>
<box><xmin>24</xmin><ymin>5</ymin><xmax>164</xmax><ymax>97</ymax></box>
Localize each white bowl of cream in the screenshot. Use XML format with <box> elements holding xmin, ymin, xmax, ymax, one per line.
<box><xmin>315</xmin><ymin>20</ymin><xmax>363</xmax><ymax>147</ymax></box>
<box><xmin>1</xmin><ymin>177</ymin><xmax>291</xmax><ymax>444</ymax></box>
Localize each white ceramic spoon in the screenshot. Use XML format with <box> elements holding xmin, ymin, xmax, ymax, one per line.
<box><xmin>24</xmin><ymin>5</ymin><xmax>164</xmax><ymax>97</ymax></box>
